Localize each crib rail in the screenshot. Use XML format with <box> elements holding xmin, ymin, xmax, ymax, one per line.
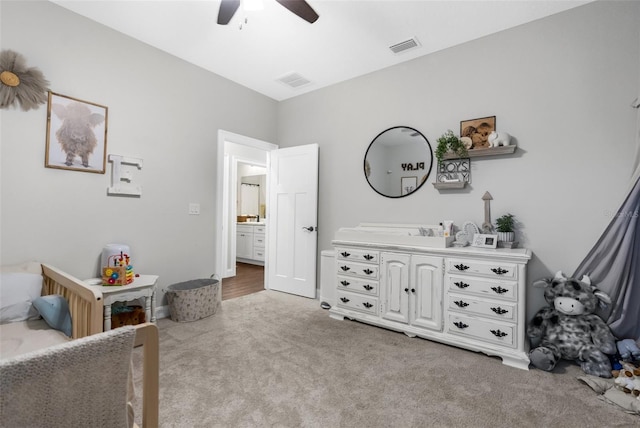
<box><xmin>41</xmin><ymin>263</ymin><xmax>103</xmax><ymax>338</ymax></box>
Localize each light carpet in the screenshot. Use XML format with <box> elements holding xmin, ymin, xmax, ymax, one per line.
<box><xmin>137</xmin><ymin>290</ymin><xmax>639</xmax><ymax>427</ymax></box>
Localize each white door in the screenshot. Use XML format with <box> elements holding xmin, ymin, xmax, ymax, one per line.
<box><xmin>267</xmin><ymin>144</ymin><xmax>318</xmax><ymax>298</ymax></box>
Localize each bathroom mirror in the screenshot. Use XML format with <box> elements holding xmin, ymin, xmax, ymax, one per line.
<box><xmin>239</xmin><ymin>172</ymin><xmax>266</xmax><ymax>220</ymax></box>
<box><xmin>364</xmin><ymin>126</ymin><xmax>433</xmax><ymax>198</ymax></box>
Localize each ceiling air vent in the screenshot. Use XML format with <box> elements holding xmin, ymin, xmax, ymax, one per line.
<box><xmin>389</xmin><ymin>37</ymin><xmax>421</xmax><ymax>54</ymax></box>
<box><xmin>277</xmin><ymin>72</ymin><xmax>311</xmax><ymax>89</ymax></box>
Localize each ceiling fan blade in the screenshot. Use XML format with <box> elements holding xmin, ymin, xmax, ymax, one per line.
<box><xmin>275</xmin><ymin>0</ymin><xmax>319</xmax><ymax>24</ymax></box>
<box><xmin>217</xmin><ymin>0</ymin><xmax>240</xmax><ymax>25</ymax></box>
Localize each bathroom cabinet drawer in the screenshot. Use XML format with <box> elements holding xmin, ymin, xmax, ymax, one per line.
<box><xmin>253</xmin><ymin>234</ymin><xmax>265</xmax><ymax>247</ymax></box>
<box><xmin>237</xmin><ymin>224</ymin><xmax>254</xmax><ymax>233</ymax></box>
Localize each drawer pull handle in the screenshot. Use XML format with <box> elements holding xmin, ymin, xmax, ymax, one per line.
<box><xmin>491</xmin><ymin>307</ymin><xmax>508</xmax><ymax>315</ymax></box>
<box><xmin>454</xmin><ymin>281</ymin><xmax>470</xmax><ymax>289</ymax></box>
<box><xmin>363</xmin><ymin>268</ymin><xmax>374</xmax><ymax>275</ymax></box>
<box><xmin>363</xmin><ymin>254</ymin><xmax>374</xmax><ymax>261</ymax></box>
<box><xmin>341</xmin><ymin>251</ymin><xmax>351</xmax><ymax>258</ymax></box>
<box><xmin>363</xmin><ymin>302</ymin><xmax>373</xmax><ymax>309</ymax></box>
<box><xmin>411</xmin><ymin>288</ymin><xmax>416</xmax><ymax>293</ymax></box>
<box><xmin>491</xmin><ymin>267</ymin><xmax>509</xmax><ymax>275</ymax></box>
<box><xmin>454</xmin><ymin>300</ymin><xmax>469</xmax><ymax>308</ymax></box>
<box><xmin>363</xmin><ymin>284</ymin><xmax>373</xmax><ymax>291</ymax></box>
<box><xmin>490</xmin><ymin>329</ymin><xmax>508</xmax><ymax>338</ymax></box>
<box><xmin>340</xmin><ymin>280</ymin><xmax>350</xmax><ymax>287</ymax></box>
<box><xmin>454</xmin><ymin>264</ymin><xmax>470</xmax><ymax>271</ymax></box>
<box><xmin>404</xmin><ymin>288</ymin><xmax>409</xmax><ymax>293</ymax></box>
<box><xmin>340</xmin><ymin>297</ymin><xmax>350</xmax><ymax>303</ymax></box>
<box><xmin>340</xmin><ymin>265</ymin><xmax>351</xmax><ymax>272</ymax></box>
<box><xmin>491</xmin><ymin>286</ymin><xmax>508</xmax><ymax>294</ymax></box>
<box><xmin>453</xmin><ymin>321</ymin><xmax>469</xmax><ymax>329</ymax></box>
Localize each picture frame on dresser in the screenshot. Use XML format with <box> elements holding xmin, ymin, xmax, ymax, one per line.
<box><xmin>471</xmin><ymin>233</ymin><xmax>498</xmax><ymax>249</ymax></box>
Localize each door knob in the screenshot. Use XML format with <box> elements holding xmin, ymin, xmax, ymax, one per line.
<box><xmin>302</xmin><ymin>226</ymin><xmax>316</xmax><ymax>232</ymax></box>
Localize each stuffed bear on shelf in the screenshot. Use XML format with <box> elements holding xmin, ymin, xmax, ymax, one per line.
<box><xmin>527</xmin><ymin>271</ymin><xmax>617</xmax><ymax>378</ymax></box>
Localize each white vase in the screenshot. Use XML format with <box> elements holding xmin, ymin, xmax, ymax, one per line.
<box><xmin>497</xmin><ymin>231</ymin><xmax>515</xmax><ymax>243</ymax></box>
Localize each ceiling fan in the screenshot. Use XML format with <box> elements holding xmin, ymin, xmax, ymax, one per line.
<box><xmin>217</xmin><ymin>0</ymin><xmax>319</xmax><ymax>25</ymax></box>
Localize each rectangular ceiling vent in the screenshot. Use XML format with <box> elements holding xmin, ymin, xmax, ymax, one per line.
<box><xmin>277</xmin><ymin>72</ymin><xmax>311</xmax><ymax>89</ymax></box>
<box><xmin>389</xmin><ymin>37</ymin><xmax>421</xmax><ymax>54</ymax></box>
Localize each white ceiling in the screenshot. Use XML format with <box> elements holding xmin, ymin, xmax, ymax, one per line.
<box><xmin>50</xmin><ymin>0</ymin><xmax>593</xmax><ymax>101</ymax></box>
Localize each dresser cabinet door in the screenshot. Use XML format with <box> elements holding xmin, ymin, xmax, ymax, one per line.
<box><xmin>410</xmin><ymin>255</ymin><xmax>443</xmax><ymax>331</ymax></box>
<box><xmin>380</xmin><ymin>252</ymin><xmax>410</xmax><ymax>324</ymax></box>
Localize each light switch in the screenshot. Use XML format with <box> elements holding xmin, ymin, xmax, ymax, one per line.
<box><xmin>188</xmin><ymin>203</ymin><xmax>200</xmax><ymax>215</ymax></box>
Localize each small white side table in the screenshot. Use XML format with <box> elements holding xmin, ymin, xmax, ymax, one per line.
<box><xmin>85</xmin><ymin>275</ymin><xmax>159</xmax><ymax>331</ymax></box>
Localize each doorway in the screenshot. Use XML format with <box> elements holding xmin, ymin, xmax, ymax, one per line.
<box><xmin>215</xmin><ymin>130</ymin><xmax>277</xmax><ymax>296</ymax></box>
<box><xmin>215</xmin><ymin>131</ymin><xmax>320</xmax><ymax>300</ymax></box>
<box><xmin>221</xmin><ymin>262</ymin><xmax>265</xmax><ymax>300</ymax></box>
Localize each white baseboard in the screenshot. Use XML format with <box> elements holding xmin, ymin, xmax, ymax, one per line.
<box><xmin>155</xmin><ymin>305</ymin><xmax>170</xmax><ymax>320</ymax></box>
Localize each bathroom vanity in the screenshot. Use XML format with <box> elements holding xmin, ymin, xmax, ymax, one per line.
<box><xmin>236</xmin><ymin>222</ymin><xmax>266</xmax><ymax>265</ymax></box>
<box><xmin>329</xmin><ymin>223</ymin><xmax>532</xmax><ymax>370</ymax></box>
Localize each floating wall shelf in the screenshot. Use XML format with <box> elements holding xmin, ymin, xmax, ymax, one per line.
<box><xmin>434</xmin><ymin>145</ymin><xmax>517</xmax><ymax>190</ymax></box>
<box><xmin>443</xmin><ymin>145</ymin><xmax>516</xmax><ymax>160</ymax></box>
<box><xmin>433</xmin><ymin>181</ymin><xmax>466</xmax><ymax>190</ymax></box>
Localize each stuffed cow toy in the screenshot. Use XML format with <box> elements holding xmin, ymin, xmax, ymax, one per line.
<box><xmin>527</xmin><ymin>271</ymin><xmax>617</xmax><ymax>378</ymax></box>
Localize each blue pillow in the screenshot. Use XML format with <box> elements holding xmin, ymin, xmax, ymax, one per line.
<box><xmin>32</xmin><ymin>295</ymin><xmax>72</xmax><ymax>337</ymax></box>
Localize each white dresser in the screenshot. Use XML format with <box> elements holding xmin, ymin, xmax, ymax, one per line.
<box><xmin>236</xmin><ymin>223</ymin><xmax>266</xmax><ymax>265</ymax></box>
<box><xmin>329</xmin><ymin>223</ymin><xmax>532</xmax><ymax>370</ymax></box>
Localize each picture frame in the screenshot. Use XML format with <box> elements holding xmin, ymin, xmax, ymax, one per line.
<box><xmin>460</xmin><ymin>116</ymin><xmax>496</xmax><ymax>150</ymax></box>
<box><xmin>471</xmin><ymin>233</ymin><xmax>498</xmax><ymax>249</ymax></box>
<box><xmin>45</xmin><ymin>92</ymin><xmax>108</xmax><ymax>174</ymax></box>
<box><xmin>401</xmin><ymin>176</ymin><xmax>417</xmax><ymax>196</ymax></box>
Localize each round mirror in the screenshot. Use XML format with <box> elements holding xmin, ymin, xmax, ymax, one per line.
<box><xmin>364</xmin><ymin>126</ymin><xmax>433</xmax><ymax>198</ymax></box>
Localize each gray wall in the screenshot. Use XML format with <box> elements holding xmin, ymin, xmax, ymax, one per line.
<box><xmin>276</xmin><ymin>1</ymin><xmax>640</xmax><ymax>315</ymax></box>
<box><xmin>1</xmin><ymin>1</ymin><xmax>639</xmax><ymax>320</ymax></box>
<box><xmin>0</xmin><ymin>1</ymin><xmax>277</xmax><ymax>305</ymax></box>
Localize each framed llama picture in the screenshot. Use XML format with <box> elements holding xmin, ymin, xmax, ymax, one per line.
<box><xmin>460</xmin><ymin>116</ymin><xmax>495</xmax><ymax>150</ymax></box>
<box><xmin>45</xmin><ymin>92</ymin><xmax>108</xmax><ymax>173</ymax></box>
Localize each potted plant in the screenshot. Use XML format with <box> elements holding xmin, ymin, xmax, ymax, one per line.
<box><xmin>495</xmin><ymin>213</ymin><xmax>516</xmax><ymax>247</ymax></box>
<box><xmin>435</xmin><ymin>130</ymin><xmax>468</xmax><ymax>163</ymax></box>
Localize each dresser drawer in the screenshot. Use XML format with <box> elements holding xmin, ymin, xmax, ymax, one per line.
<box><xmin>335</xmin><ymin>247</ymin><xmax>379</xmax><ymax>264</ymax></box>
<box><xmin>448</xmin><ymin>275</ymin><xmax>517</xmax><ymax>301</ymax></box>
<box><xmin>336</xmin><ymin>291</ymin><xmax>378</xmax><ymax>315</ymax></box>
<box><xmin>447</xmin><ymin>259</ymin><xmax>517</xmax><ymax>280</ymax></box>
<box><xmin>448</xmin><ymin>293</ymin><xmax>517</xmax><ymax>321</ymax></box>
<box><xmin>336</xmin><ymin>260</ymin><xmax>379</xmax><ymax>279</ymax></box>
<box><xmin>336</xmin><ymin>276</ymin><xmax>379</xmax><ymax>296</ymax></box>
<box><xmin>254</xmin><ymin>225</ymin><xmax>266</xmax><ymax>234</ymax></box>
<box><xmin>448</xmin><ymin>314</ymin><xmax>515</xmax><ymax>348</ymax></box>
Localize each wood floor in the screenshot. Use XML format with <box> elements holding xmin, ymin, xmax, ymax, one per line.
<box><xmin>221</xmin><ymin>262</ymin><xmax>265</xmax><ymax>300</ymax></box>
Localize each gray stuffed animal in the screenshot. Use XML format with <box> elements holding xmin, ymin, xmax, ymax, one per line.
<box><xmin>527</xmin><ymin>271</ymin><xmax>616</xmax><ymax>378</ymax></box>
